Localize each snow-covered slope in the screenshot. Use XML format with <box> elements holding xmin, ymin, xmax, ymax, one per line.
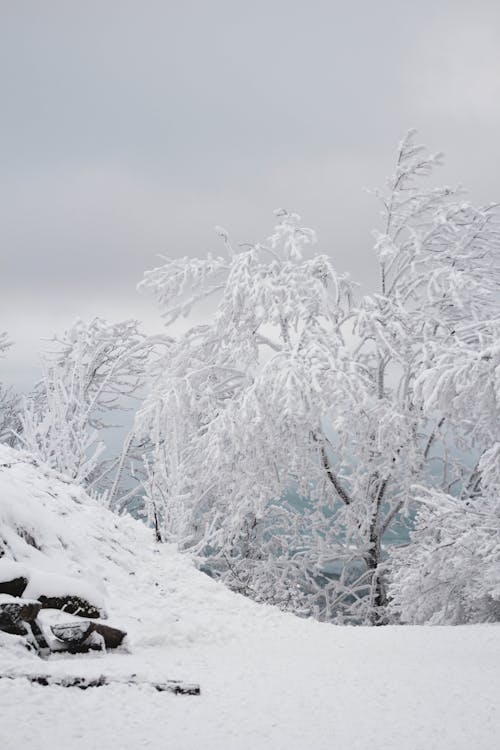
<box><xmin>0</xmin><ymin>445</ymin><xmax>499</xmax><ymax>750</ymax></box>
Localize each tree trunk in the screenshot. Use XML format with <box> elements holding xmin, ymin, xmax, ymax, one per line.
<box><xmin>365</xmin><ymin>548</ymin><xmax>388</xmax><ymax>626</ymax></box>
<box><xmin>365</xmin><ymin>476</ymin><xmax>388</xmax><ymax>626</ymax></box>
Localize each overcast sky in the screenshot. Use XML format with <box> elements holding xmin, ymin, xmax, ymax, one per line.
<box><xmin>2</xmin><ymin>0</ymin><xmax>500</xmax><ymax>389</ymax></box>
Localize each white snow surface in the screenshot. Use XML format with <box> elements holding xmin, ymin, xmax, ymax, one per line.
<box><xmin>0</xmin><ymin>445</ymin><xmax>499</xmax><ymax>750</ymax></box>
<box><xmin>0</xmin><ymin>558</ymin><xmax>30</xmax><ymax>583</ymax></box>
<box><xmin>23</xmin><ymin>571</ymin><xmax>107</xmax><ymax>612</ymax></box>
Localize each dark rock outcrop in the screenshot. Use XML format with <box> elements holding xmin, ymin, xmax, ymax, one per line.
<box><xmin>37</xmin><ymin>595</ymin><xmax>101</xmax><ymax>619</ymax></box>
<box><xmin>0</xmin><ymin>576</ymin><xmax>28</xmax><ymax>598</ymax></box>
<box><xmin>0</xmin><ymin>598</ymin><xmax>41</xmax><ymax>635</ymax></box>
<box><xmin>92</xmin><ymin>622</ymin><xmax>126</xmax><ymax>649</ymax></box>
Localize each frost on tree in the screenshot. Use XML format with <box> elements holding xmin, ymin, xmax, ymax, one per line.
<box><xmin>18</xmin><ymin>318</ymin><xmax>150</xmax><ymax>503</ymax></box>
<box><xmin>389</xmin><ymin>321</ymin><xmax>500</xmax><ymax>624</ymax></box>
<box><xmin>136</xmin><ymin>211</ymin><xmax>355</xmax><ymax>614</ymax></box>
<box><xmin>0</xmin><ymin>332</ymin><xmax>21</xmax><ymax>447</ymax></box>
<box><xmin>137</xmin><ymin>132</ymin><xmax>500</xmax><ymax>625</ymax></box>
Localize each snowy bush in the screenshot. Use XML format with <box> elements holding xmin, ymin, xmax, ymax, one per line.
<box><xmin>388</xmin><ymin>487</ymin><xmax>500</xmax><ymax>624</ymax></box>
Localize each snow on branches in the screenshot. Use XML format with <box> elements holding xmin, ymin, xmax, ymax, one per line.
<box><xmin>138</xmin><ymin>132</ymin><xmax>500</xmax><ymax>625</ymax></box>
<box><xmin>136</xmin><ymin>212</ymin><xmax>355</xmax><ymax>599</ymax></box>
<box><xmin>18</xmin><ymin>318</ymin><xmax>149</xmax><ymax>487</ymax></box>
<box><xmin>0</xmin><ymin>331</ymin><xmax>21</xmax><ymax>446</ymax></box>
<box><xmin>388</xmin><ymin>487</ymin><xmax>500</xmax><ymax>625</ymax></box>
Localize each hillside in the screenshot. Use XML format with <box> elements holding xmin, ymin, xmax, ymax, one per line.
<box><xmin>0</xmin><ymin>444</ymin><xmax>499</xmax><ymax>750</ymax></box>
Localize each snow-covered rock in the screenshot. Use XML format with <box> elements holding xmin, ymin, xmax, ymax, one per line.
<box><xmin>0</xmin><ymin>559</ymin><xmax>30</xmax><ymax>583</ymax></box>
<box><xmin>0</xmin><ymin>595</ymin><xmax>41</xmax><ymax>635</ymax></box>
<box><xmin>24</xmin><ymin>572</ymin><xmax>106</xmax><ymax>618</ymax></box>
<box><xmin>0</xmin><ymin>558</ymin><xmax>28</xmax><ymax>597</ymax></box>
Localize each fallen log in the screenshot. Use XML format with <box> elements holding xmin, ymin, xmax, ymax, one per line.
<box><xmin>0</xmin><ymin>672</ymin><xmax>200</xmax><ymax>695</ymax></box>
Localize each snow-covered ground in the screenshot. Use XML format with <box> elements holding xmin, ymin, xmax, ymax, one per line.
<box><xmin>1</xmin><ymin>445</ymin><xmax>499</xmax><ymax>750</ymax></box>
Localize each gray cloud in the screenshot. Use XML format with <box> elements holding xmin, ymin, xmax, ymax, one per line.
<box><xmin>2</xmin><ymin>0</ymin><xmax>500</xmax><ymax>389</ymax></box>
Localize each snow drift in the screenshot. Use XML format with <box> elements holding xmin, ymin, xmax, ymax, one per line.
<box><xmin>0</xmin><ymin>445</ymin><xmax>499</xmax><ymax>750</ymax></box>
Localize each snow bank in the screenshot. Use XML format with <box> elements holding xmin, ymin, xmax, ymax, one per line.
<box><xmin>0</xmin><ymin>445</ymin><xmax>499</xmax><ymax>750</ymax></box>
<box><xmin>0</xmin><ymin>558</ymin><xmax>29</xmax><ymax>583</ymax></box>
<box><xmin>0</xmin><ymin>444</ymin><xmax>274</xmax><ymax>650</ymax></box>
<box><xmin>23</xmin><ymin>572</ymin><xmax>106</xmax><ymax>612</ymax></box>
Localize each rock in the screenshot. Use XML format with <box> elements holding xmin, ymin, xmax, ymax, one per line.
<box><xmin>50</xmin><ymin>620</ymin><xmax>94</xmax><ymax>646</ymax></box>
<box><xmin>24</xmin><ymin>572</ymin><xmax>107</xmax><ymax>619</ymax></box>
<box><xmin>0</xmin><ymin>597</ymin><xmax>41</xmax><ymax>635</ymax></box>
<box><xmin>0</xmin><ymin>576</ymin><xmax>28</xmax><ymax>597</ymax></box>
<box><xmin>50</xmin><ymin>619</ymin><xmax>126</xmax><ymax>652</ymax></box>
<box><xmin>92</xmin><ymin>622</ymin><xmax>126</xmax><ymax>649</ymax></box>
<box><xmin>0</xmin><ymin>559</ymin><xmax>30</xmax><ymax>597</ymax></box>
<box><xmin>0</xmin><ymin>610</ymin><xmax>27</xmax><ymax>635</ymax></box>
<box><xmin>37</xmin><ymin>595</ymin><xmax>101</xmax><ymax>618</ymax></box>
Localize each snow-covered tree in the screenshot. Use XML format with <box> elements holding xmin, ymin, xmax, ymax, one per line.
<box><xmin>388</xmin><ymin>319</ymin><xmax>500</xmax><ymax>623</ymax></box>
<box><xmin>136</xmin><ymin>212</ymin><xmax>356</xmax><ymax>607</ymax></box>
<box><xmin>138</xmin><ymin>132</ymin><xmax>500</xmax><ymax>625</ymax></box>
<box><xmin>310</xmin><ymin>131</ymin><xmax>500</xmax><ymax>623</ymax></box>
<box><xmin>0</xmin><ymin>331</ymin><xmax>21</xmax><ymax>446</ymax></box>
<box><xmin>388</xmin><ymin>487</ymin><xmax>500</xmax><ymax>625</ymax></box>
<box><xmin>19</xmin><ymin>318</ymin><xmax>150</xmax><ymax>494</ymax></box>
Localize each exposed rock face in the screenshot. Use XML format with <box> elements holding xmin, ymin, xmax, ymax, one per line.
<box><xmin>0</xmin><ymin>576</ymin><xmax>28</xmax><ymax>598</ymax></box>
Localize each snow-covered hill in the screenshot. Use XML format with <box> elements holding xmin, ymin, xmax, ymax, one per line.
<box><xmin>0</xmin><ymin>445</ymin><xmax>499</xmax><ymax>750</ymax></box>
